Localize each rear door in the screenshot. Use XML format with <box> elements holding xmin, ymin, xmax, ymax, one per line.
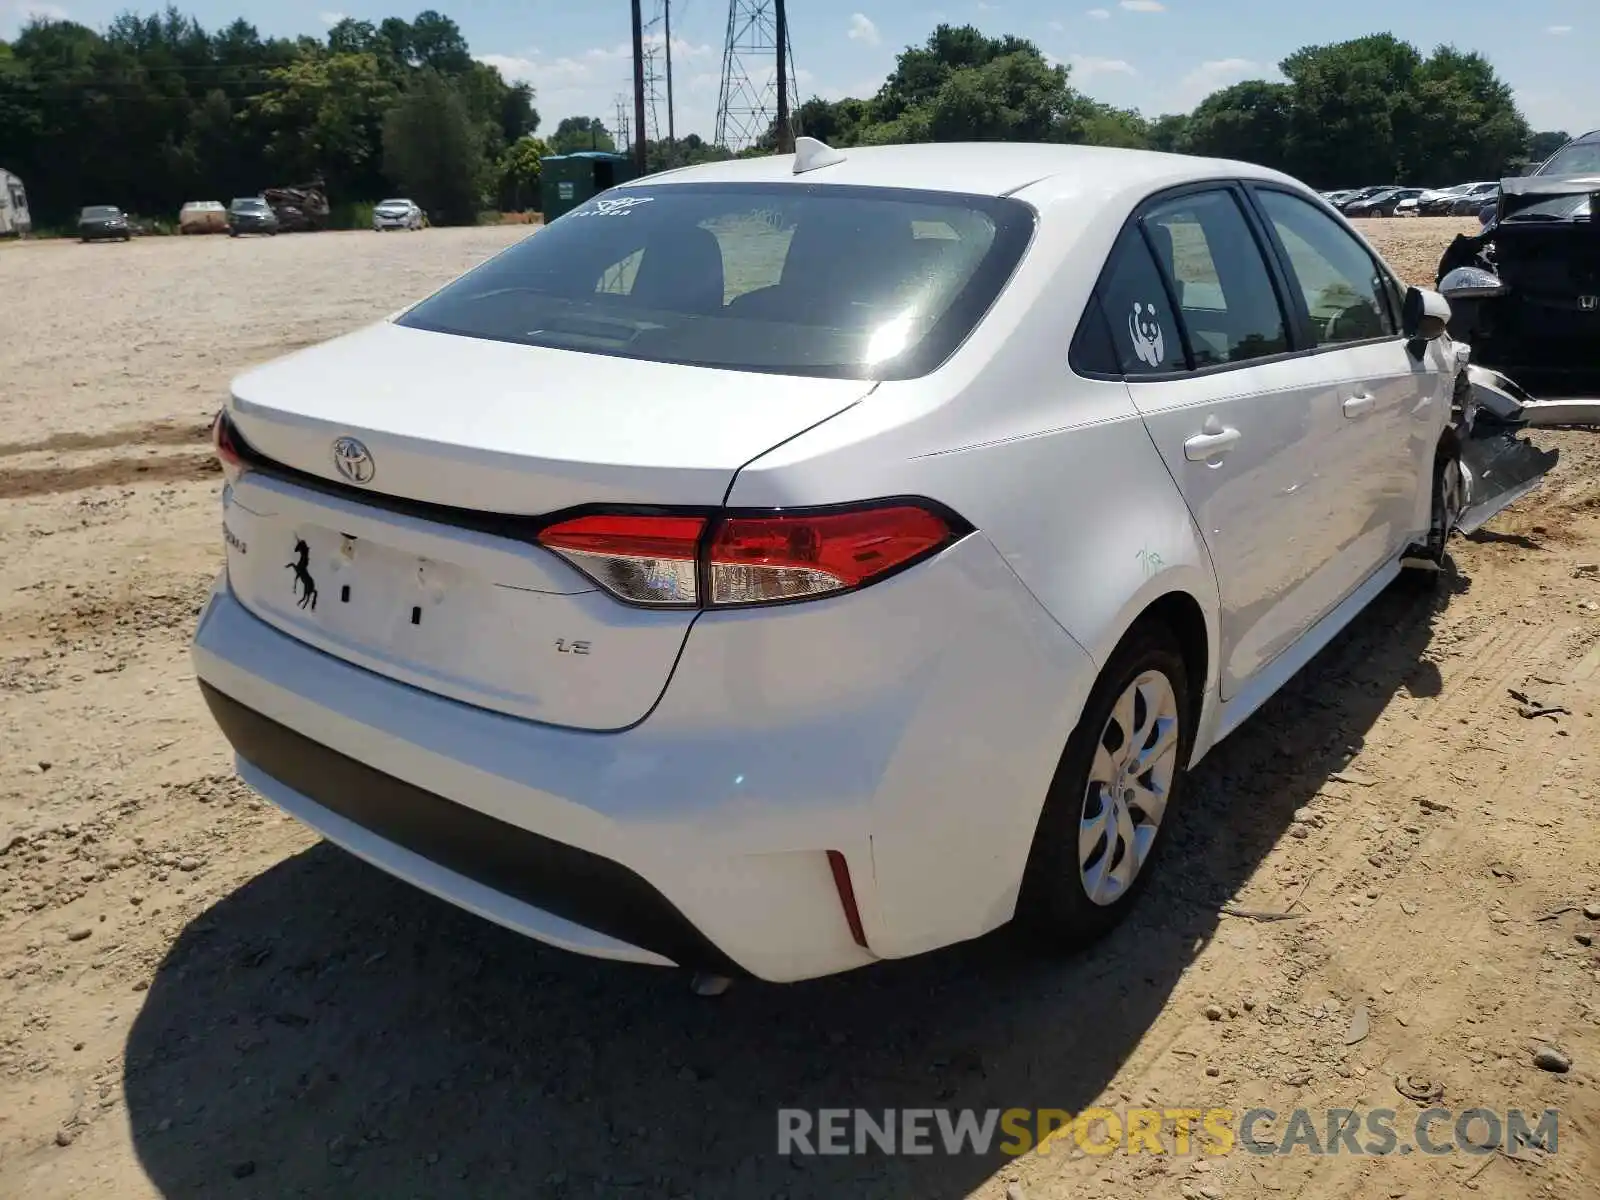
<box><xmin>1247</xmin><ymin>185</ymin><xmax>1449</xmax><ymax>574</ymax></box>
<box><xmin>1093</xmin><ymin>185</ymin><xmax>1351</xmax><ymax>697</ymax></box>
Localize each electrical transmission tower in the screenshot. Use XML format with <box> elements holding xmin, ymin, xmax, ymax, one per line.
<box><xmin>613</xmin><ymin>94</ymin><xmax>632</xmax><ymax>150</ymax></box>
<box><xmin>715</xmin><ymin>0</ymin><xmax>798</xmax><ymax>152</ymax></box>
<box><xmin>641</xmin><ymin>42</ymin><xmax>665</xmax><ymax>143</ymax></box>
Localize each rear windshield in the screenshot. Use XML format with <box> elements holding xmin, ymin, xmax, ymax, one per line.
<box><xmin>395</xmin><ymin>182</ymin><xmax>1036</xmax><ymax>379</ymax></box>
<box><xmin>81</xmin><ymin>206</ymin><xmax>120</xmax><ymax>218</ymax></box>
<box><xmin>379</xmin><ymin>199</ymin><xmax>410</xmax><ymax>207</ymax></box>
<box><xmin>231</xmin><ymin>198</ymin><xmax>268</xmax><ymax>210</ymax></box>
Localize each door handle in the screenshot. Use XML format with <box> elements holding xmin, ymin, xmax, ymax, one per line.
<box><xmin>1342</xmin><ymin>393</ymin><xmax>1377</xmax><ymax>418</ymax></box>
<box><xmin>1183</xmin><ymin>426</ymin><xmax>1241</xmax><ymax>462</ymax></box>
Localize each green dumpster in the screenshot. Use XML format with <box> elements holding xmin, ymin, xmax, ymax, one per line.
<box><xmin>539</xmin><ymin>151</ymin><xmax>637</xmax><ymax>221</ymax></box>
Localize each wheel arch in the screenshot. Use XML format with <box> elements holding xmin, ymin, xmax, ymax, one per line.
<box><xmin>1088</xmin><ymin>565</ymin><xmax>1222</xmax><ymax>768</ymax></box>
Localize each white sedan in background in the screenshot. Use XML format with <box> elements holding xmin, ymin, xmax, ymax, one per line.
<box><xmin>194</xmin><ymin>139</ymin><xmax>1553</xmax><ymax>984</ymax></box>
<box><xmin>372</xmin><ymin>198</ymin><xmax>424</xmax><ymax>231</ymax></box>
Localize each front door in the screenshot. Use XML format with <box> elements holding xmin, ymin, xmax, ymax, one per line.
<box><xmin>1248</xmin><ymin>187</ymin><xmax>1451</xmax><ymax>581</ymax></box>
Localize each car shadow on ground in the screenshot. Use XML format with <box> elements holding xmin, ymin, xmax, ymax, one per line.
<box><xmin>122</xmin><ymin>575</ymin><xmax>1455</xmax><ymax>1200</ymax></box>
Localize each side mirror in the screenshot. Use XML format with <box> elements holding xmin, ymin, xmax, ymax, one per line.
<box><xmin>1401</xmin><ymin>286</ymin><xmax>1451</xmax><ymax>341</ymax></box>
<box><xmin>1439</xmin><ymin>266</ymin><xmax>1508</xmax><ymax>301</ymax></box>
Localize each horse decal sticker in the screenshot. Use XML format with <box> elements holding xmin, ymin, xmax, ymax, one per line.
<box><xmin>286</xmin><ymin>537</ymin><xmax>318</xmax><ymax>611</ymax></box>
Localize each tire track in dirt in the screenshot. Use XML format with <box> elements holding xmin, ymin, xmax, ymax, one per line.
<box><xmin>0</xmin><ymin>451</ymin><xmax>220</xmax><ymax>501</ymax></box>
<box><xmin>0</xmin><ymin>419</ymin><xmax>211</xmax><ymax>460</ymax></box>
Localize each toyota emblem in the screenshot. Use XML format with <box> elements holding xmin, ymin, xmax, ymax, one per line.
<box><xmin>331</xmin><ymin>436</ymin><xmax>375</xmax><ymax>485</ymax></box>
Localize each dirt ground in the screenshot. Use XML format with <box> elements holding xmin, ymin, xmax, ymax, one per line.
<box><xmin>2</xmin><ymin>218</ymin><xmax>1597</xmax><ymax>1200</ymax></box>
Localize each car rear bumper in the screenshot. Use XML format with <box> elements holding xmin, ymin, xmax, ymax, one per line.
<box><xmin>191</xmin><ymin>531</ymin><xmax>1095</xmax><ymax>982</ymax></box>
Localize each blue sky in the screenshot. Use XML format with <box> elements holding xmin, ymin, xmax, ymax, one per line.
<box><xmin>4</xmin><ymin>0</ymin><xmax>1593</xmax><ymax>140</ymax></box>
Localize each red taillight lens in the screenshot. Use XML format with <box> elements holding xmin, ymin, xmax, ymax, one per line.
<box><xmin>707</xmin><ymin>505</ymin><xmax>952</xmax><ymax>604</ymax></box>
<box><xmin>212</xmin><ymin>409</ymin><xmax>245</xmax><ymax>483</ymax></box>
<box><xmin>537</xmin><ymin>513</ymin><xmax>706</xmax><ymax>606</ymax></box>
<box><xmin>537</xmin><ymin>502</ymin><xmax>960</xmax><ymax>608</ymax></box>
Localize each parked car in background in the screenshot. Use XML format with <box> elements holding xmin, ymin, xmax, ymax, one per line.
<box><xmin>194</xmin><ymin>139</ymin><xmax>1555</xmax><ymax>983</ymax></box>
<box><xmin>1449</xmin><ymin>182</ymin><xmax>1500</xmax><ymax>216</ymax></box>
<box><xmin>372</xmin><ymin>198</ymin><xmax>424</xmax><ymax>231</ymax></box>
<box><xmin>179</xmin><ymin>200</ymin><xmax>228</xmax><ymax>234</ymax></box>
<box><xmin>1344</xmin><ymin>187</ymin><xmax>1425</xmax><ymax>218</ymax></box>
<box><xmin>228</xmin><ymin>197</ymin><xmax>279</xmax><ymax>237</ymax></box>
<box><xmin>1418</xmin><ymin>183</ymin><xmax>1475</xmax><ymax>216</ymax></box>
<box><xmin>1336</xmin><ymin>186</ymin><xmax>1399</xmax><ymax>214</ymax></box>
<box><xmin>78</xmin><ymin>205</ymin><xmax>131</xmax><ymax>242</ymax></box>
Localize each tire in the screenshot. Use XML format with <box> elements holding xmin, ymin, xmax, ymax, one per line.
<box><xmin>1018</xmin><ymin>623</ymin><xmax>1194</xmax><ymax>949</ymax></box>
<box><xmin>1402</xmin><ymin>443</ymin><xmax>1464</xmax><ymax>591</ymax></box>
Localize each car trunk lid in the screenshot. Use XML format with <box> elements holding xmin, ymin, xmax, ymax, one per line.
<box><xmin>221</xmin><ymin>321</ymin><xmax>870</xmax><ymax>729</ymax></box>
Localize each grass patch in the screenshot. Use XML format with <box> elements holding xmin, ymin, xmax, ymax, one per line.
<box><xmin>328</xmin><ymin>201</ymin><xmax>376</xmax><ymax>231</ymax></box>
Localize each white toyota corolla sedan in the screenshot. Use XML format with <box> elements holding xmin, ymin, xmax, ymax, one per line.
<box><xmin>193</xmin><ymin>139</ymin><xmax>1553</xmax><ymax>983</ymax></box>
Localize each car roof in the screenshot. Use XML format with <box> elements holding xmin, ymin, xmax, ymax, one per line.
<box><xmin>639</xmin><ymin>141</ymin><xmax>1307</xmax><ymax>202</ymax></box>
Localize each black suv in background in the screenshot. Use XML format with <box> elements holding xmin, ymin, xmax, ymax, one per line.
<box><xmin>228</xmin><ymin>197</ymin><xmax>279</xmax><ymax>237</ymax></box>
<box><xmin>1437</xmin><ymin>128</ymin><xmax>1600</xmax><ymax>387</ymax></box>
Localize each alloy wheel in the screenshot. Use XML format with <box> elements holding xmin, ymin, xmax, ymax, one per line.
<box><xmin>1079</xmin><ymin>669</ymin><xmax>1180</xmax><ymax>906</ymax></box>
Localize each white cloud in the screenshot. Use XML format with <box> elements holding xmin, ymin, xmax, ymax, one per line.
<box><xmin>1</xmin><ymin>0</ymin><xmax>66</xmax><ymax>33</ymax></box>
<box><xmin>318</xmin><ymin>10</ymin><xmax>346</xmax><ymax>25</ymax></box>
<box><xmin>976</xmin><ymin>1</ymin><xmax>999</xmax><ymax>10</ymax></box>
<box><xmin>1546</xmin><ymin>24</ymin><xmax>1572</xmax><ymax>34</ymax></box>
<box><xmin>1169</xmin><ymin>57</ymin><xmax>1270</xmax><ymax>109</ymax></box>
<box><xmin>1086</xmin><ymin>8</ymin><xmax>1111</xmax><ymax>19</ymax></box>
<box><xmin>847</xmin><ymin>13</ymin><xmax>880</xmax><ymax>45</ymax></box>
<box><xmin>1070</xmin><ymin>54</ymin><xmax>1137</xmax><ymax>81</ymax></box>
<box><xmin>1120</xmin><ymin>0</ymin><xmax>1166</xmax><ymax>10</ymax></box>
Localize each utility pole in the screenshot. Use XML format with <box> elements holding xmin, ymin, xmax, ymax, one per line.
<box><xmin>631</xmin><ymin>0</ymin><xmax>648</xmax><ymax>175</ymax></box>
<box><xmin>664</xmin><ymin>0</ymin><xmax>676</xmax><ymax>146</ymax></box>
<box><xmin>774</xmin><ymin>0</ymin><xmax>790</xmax><ymax>153</ymax></box>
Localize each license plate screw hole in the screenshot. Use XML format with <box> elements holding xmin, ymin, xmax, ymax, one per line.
<box><xmin>340</xmin><ymin>585</ymin><xmax>350</xmax><ymax>603</ymax></box>
<box><xmin>410</xmin><ymin>606</ymin><xmax>421</xmax><ymax>626</ymax></box>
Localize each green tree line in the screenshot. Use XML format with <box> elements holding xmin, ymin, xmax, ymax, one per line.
<box><xmin>0</xmin><ymin>7</ymin><xmax>538</xmax><ymax>226</ymax></box>
<box><xmin>1</xmin><ymin>13</ymin><xmax>1568</xmax><ymax>230</ymax></box>
<box><xmin>787</xmin><ymin>27</ymin><xmax>1561</xmax><ymax>187</ymax></box>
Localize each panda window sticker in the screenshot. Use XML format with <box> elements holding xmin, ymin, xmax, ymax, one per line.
<box><xmin>1127</xmin><ymin>301</ymin><xmax>1166</xmax><ymax>368</ymax></box>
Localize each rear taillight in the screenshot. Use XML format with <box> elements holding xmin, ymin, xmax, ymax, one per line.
<box><xmin>212</xmin><ymin>409</ymin><xmax>245</xmax><ymax>484</ymax></box>
<box><xmin>536</xmin><ymin>513</ymin><xmax>705</xmax><ymax>606</ymax></box>
<box><xmin>536</xmin><ymin>501</ymin><xmax>964</xmax><ymax>609</ymax></box>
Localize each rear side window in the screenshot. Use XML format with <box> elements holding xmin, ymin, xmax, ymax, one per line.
<box><xmin>1088</xmin><ymin>224</ymin><xmax>1185</xmax><ymax>375</ymax></box>
<box><xmin>1254</xmin><ymin>189</ymin><xmax>1395</xmax><ymax>345</ymax></box>
<box><xmin>397</xmin><ymin>182</ymin><xmax>1035</xmax><ymax>380</ymax></box>
<box><xmin>1142</xmin><ymin>190</ymin><xmax>1289</xmax><ymax>367</ymax></box>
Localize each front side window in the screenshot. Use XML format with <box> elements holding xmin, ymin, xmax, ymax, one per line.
<box><xmin>1142</xmin><ymin>189</ymin><xmax>1289</xmax><ymax>367</ymax></box>
<box><xmin>1255</xmin><ymin>189</ymin><xmax>1396</xmax><ymax>346</ymax></box>
<box><xmin>1086</xmin><ymin>224</ymin><xmax>1185</xmax><ymax>375</ymax></box>
<box><xmin>397</xmin><ymin>182</ymin><xmax>1035</xmax><ymax>380</ymax></box>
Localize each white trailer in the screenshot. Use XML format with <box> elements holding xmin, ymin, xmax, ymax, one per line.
<box><xmin>0</xmin><ymin>168</ymin><xmax>31</xmax><ymax>237</ymax></box>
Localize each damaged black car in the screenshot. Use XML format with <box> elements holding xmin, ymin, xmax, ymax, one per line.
<box><xmin>1436</xmin><ymin>128</ymin><xmax>1600</xmax><ymax>389</ymax></box>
